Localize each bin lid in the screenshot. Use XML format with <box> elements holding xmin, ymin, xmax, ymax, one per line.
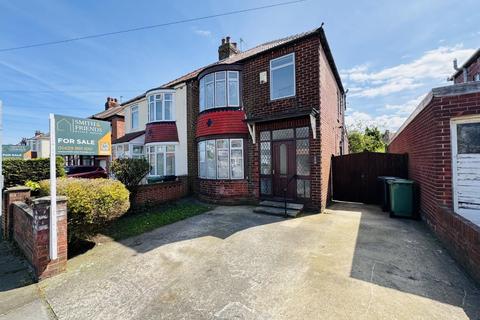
<box><xmin>387</xmin><ymin>178</ymin><xmax>414</xmax><ymax>184</ymax></box>
<box><xmin>377</xmin><ymin>176</ymin><xmax>398</xmax><ymax>180</ymax></box>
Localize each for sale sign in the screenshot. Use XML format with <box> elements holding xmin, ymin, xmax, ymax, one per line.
<box><xmin>2</xmin><ymin>145</ymin><xmax>31</xmax><ymax>159</ymax></box>
<box><xmin>54</xmin><ymin>115</ymin><xmax>111</xmax><ymax>156</ymax></box>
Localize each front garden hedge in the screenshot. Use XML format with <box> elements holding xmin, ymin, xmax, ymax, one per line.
<box><xmin>3</xmin><ymin>157</ymin><xmax>65</xmax><ymax>188</ymax></box>
<box><xmin>39</xmin><ymin>178</ymin><xmax>130</xmax><ymax>242</ymax></box>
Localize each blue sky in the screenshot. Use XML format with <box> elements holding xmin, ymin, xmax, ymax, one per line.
<box><xmin>0</xmin><ymin>0</ymin><xmax>479</xmax><ymax>143</ymax></box>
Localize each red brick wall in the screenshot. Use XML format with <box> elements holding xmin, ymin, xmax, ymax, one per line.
<box><xmin>12</xmin><ymin>204</ymin><xmax>34</xmax><ymax>262</ymax></box>
<box><xmin>196</xmin><ymin>110</ymin><xmax>248</xmax><ymax>138</ymax></box>
<box><xmin>135</xmin><ymin>176</ymin><xmax>188</xmax><ymax>206</ymax></box>
<box><xmin>242</xmin><ymin>35</ymin><xmax>320</xmax><ymax>120</ymax></box>
<box><xmin>10</xmin><ymin>196</ymin><xmax>68</xmax><ymax>280</ymax></box>
<box><xmin>389</xmin><ymin>90</ymin><xmax>480</xmax><ymax>283</ymax></box>
<box><xmin>111</xmin><ymin>116</ymin><xmax>125</xmax><ymax>141</ymax></box>
<box><xmin>454</xmin><ymin>58</ymin><xmax>480</xmax><ymax>84</ymax></box>
<box><xmin>318</xmin><ymin>40</ymin><xmax>344</xmax><ymax>210</ymax></box>
<box><xmin>2</xmin><ymin>187</ymin><xmax>31</xmax><ymax>239</ymax></box>
<box><xmin>196</xmin><ymin>179</ymin><xmax>251</xmax><ymax>204</ymax></box>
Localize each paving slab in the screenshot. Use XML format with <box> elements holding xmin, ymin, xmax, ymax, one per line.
<box><xmin>7</xmin><ymin>203</ymin><xmax>480</xmax><ymax>319</ymax></box>
<box><xmin>0</xmin><ymin>239</ymin><xmax>52</xmax><ymax>319</ymax></box>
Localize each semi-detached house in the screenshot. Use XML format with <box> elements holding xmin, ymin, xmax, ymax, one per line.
<box><xmin>113</xmin><ymin>26</ymin><xmax>347</xmax><ymax>211</ymax></box>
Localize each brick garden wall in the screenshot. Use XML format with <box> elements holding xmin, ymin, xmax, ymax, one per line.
<box><xmin>389</xmin><ymin>86</ymin><xmax>480</xmax><ymax>283</ymax></box>
<box><xmin>12</xmin><ymin>203</ymin><xmax>35</xmax><ymax>262</ymax></box>
<box><xmin>2</xmin><ymin>187</ymin><xmax>31</xmax><ymax>240</ymax></box>
<box><xmin>10</xmin><ymin>196</ymin><xmax>68</xmax><ymax>280</ymax></box>
<box><xmin>135</xmin><ymin>176</ymin><xmax>189</xmax><ymax>206</ymax></box>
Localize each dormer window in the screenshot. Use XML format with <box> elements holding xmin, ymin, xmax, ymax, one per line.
<box><xmin>199</xmin><ymin>71</ymin><xmax>240</xmax><ymax>112</ymax></box>
<box><xmin>147</xmin><ymin>91</ymin><xmax>175</xmax><ymax>122</ymax></box>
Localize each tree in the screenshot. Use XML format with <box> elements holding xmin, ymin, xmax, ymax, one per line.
<box><xmin>110</xmin><ymin>158</ymin><xmax>151</xmax><ymax>205</ymax></box>
<box><xmin>348</xmin><ymin>127</ymin><xmax>386</xmax><ymax>153</ymax></box>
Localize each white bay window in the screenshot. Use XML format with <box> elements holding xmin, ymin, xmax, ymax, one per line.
<box><xmin>200</xmin><ymin>71</ymin><xmax>240</xmax><ymax>111</ymax></box>
<box><xmin>148</xmin><ymin>92</ymin><xmax>174</xmax><ymax>122</ymax></box>
<box><xmin>147</xmin><ymin>145</ymin><xmax>176</xmax><ymax>176</ymax></box>
<box><xmin>198</xmin><ymin>139</ymin><xmax>244</xmax><ymax>179</ymax></box>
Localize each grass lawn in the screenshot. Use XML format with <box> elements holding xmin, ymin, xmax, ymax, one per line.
<box><xmin>102</xmin><ymin>202</ymin><xmax>212</xmax><ymax>241</ymax></box>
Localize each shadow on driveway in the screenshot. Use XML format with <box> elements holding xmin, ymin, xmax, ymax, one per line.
<box><xmin>112</xmin><ymin>205</ymin><xmax>285</xmax><ymax>254</ymax></box>
<box><xmin>341</xmin><ymin>202</ymin><xmax>480</xmax><ymax>320</ymax></box>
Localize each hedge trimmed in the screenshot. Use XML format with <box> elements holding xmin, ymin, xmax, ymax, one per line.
<box><xmin>39</xmin><ymin>178</ymin><xmax>130</xmax><ymax>241</ymax></box>
<box><xmin>2</xmin><ymin>157</ymin><xmax>65</xmax><ymax>188</ymax></box>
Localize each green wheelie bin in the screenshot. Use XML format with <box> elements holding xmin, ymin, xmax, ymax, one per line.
<box><xmin>387</xmin><ymin>179</ymin><xmax>418</xmax><ymax>219</ymax></box>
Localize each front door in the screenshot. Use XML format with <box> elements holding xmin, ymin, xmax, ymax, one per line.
<box><xmin>272</xmin><ymin>140</ymin><xmax>296</xmax><ymax>199</ymax></box>
<box><xmin>451</xmin><ymin>116</ymin><xmax>480</xmax><ymax>224</ymax></box>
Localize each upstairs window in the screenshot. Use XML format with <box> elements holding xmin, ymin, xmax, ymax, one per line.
<box><xmin>148</xmin><ymin>92</ymin><xmax>174</xmax><ymax>122</ymax></box>
<box><xmin>199</xmin><ymin>71</ymin><xmax>240</xmax><ymax>112</ymax></box>
<box><xmin>270</xmin><ymin>53</ymin><xmax>295</xmax><ymax>100</ymax></box>
<box><xmin>131</xmin><ymin>105</ymin><xmax>139</xmax><ymax>129</ymax></box>
<box><xmin>475</xmin><ymin>73</ymin><xmax>480</xmax><ymax>82</ymax></box>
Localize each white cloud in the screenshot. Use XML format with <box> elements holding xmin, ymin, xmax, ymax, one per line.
<box><xmin>383</xmin><ymin>93</ymin><xmax>427</xmax><ymax>115</ymax></box>
<box><xmin>193</xmin><ymin>28</ymin><xmax>212</xmax><ymax>37</ymax></box>
<box><xmin>341</xmin><ymin>45</ymin><xmax>476</xmax><ymax>97</ymax></box>
<box><xmin>346</xmin><ymin>111</ymin><xmax>407</xmax><ymax>132</ymax></box>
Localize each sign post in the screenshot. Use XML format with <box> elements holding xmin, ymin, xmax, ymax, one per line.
<box><xmin>49</xmin><ymin>114</ymin><xmax>111</xmax><ymax>259</ymax></box>
<box><xmin>0</xmin><ymin>100</ymin><xmax>3</xmax><ymax>229</ymax></box>
<box><xmin>49</xmin><ymin>114</ymin><xmax>57</xmax><ymax>259</ymax></box>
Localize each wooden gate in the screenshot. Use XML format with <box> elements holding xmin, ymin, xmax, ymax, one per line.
<box><xmin>331</xmin><ymin>152</ymin><xmax>408</xmax><ymax>204</ymax></box>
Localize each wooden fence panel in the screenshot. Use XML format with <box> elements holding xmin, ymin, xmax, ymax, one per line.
<box><xmin>332</xmin><ymin>152</ymin><xmax>408</xmax><ymax>204</ymax></box>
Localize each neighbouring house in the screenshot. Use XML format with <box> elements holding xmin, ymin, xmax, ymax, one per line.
<box><xmin>111</xmin><ymin>26</ymin><xmax>347</xmax><ymax>211</ymax></box>
<box><xmin>450</xmin><ymin>49</ymin><xmax>480</xmax><ymax>84</ymax></box>
<box><xmin>111</xmin><ymin>83</ymin><xmax>189</xmax><ymax>181</ymax></box>
<box><xmin>388</xmin><ymin>78</ymin><xmax>480</xmax><ymax>282</ymax></box>
<box><xmin>23</xmin><ymin>131</ymin><xmax>50</xmax><ymax>158</ymax></box>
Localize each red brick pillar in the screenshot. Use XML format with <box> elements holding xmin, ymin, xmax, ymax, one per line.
<box><xmin>2</xmin><ymin>187</ymin><xmax>31</xmax><ymax>239</ymax></box>
<box><xmin>31</xmin><ymin>196</ymin><xmax>68</xmax><ymax>280</ymax></box>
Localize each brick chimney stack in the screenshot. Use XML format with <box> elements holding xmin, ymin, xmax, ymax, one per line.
<box><xmin>218</xmin><ymin>36</ymin><xmax>240</xmax><ymax>61</ymax></box>
<box><xmin>105</xmin><ymin>97</ymin><xmax>119</xmax><ymax>110</ymax></box>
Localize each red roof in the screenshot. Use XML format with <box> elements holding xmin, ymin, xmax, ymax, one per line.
<box><xmin>145</xmin><ymin>122</ymin><xmax>179</xmax><ymax>144</ymax></box>
<box><xmin>196</xmin><ymin>110</ymin><xmax>248</xmax><ymax>138</ymax></box>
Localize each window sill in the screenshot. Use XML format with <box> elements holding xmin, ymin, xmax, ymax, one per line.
<box><xmin>147</xmin><ymin>120</ymin><xmax>176</xmax><ymax>124</ymax></box>
<box><xmin>269</xmin><ymin>94</ymin><xmax>296</xmax><ymax>102</ymax></box>
<box><xmin>199</xmin><ymin>106</ymin><xmax>242</xmax><ymax>115</ymax></box>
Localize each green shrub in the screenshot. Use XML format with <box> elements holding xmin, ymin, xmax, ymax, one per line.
<box><xmin>3</xmin><ymin>157</ymin><xmax>65</xmax><ymax>188</ymax></box>
<box><xmin>25</xmin><ymin>180</ymin><xmax>41</xmax><ymax>191</ymax></box>
<box><xmin>110</xmin><ymin>158</ymin><xmax>150</xmax><ymax>205</ymax></box>
<box><xmin>39</xmin><ymin>178</ymin><xmax>130</xmax><ymax>242</ymax></box>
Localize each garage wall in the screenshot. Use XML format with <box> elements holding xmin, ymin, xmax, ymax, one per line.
<box><xmin>388</xmin><ymin>82</ymin><xmax>480</xmax><ymax>284</ymax></box>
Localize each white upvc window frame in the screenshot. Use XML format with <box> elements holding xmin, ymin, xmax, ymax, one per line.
<box><xmin>113</xmin><ymin>143</ymin><xmax>144</xmax><ymax>160</ymax></box>
<box><xmin>270</xmin><ymin>53</ymin><xmax>296</xmax><ymax>101</ymax></box>
<box><xmin>450</xmin><ymin>115</ymin><xmax>480</xmax><ymax>222</ymax></box>
<box><xmin>198</xmin><ymin>138</ymin><xmax>244</xmax><ymax>180</ymax></box>
<box><xmin>147</xmin><ymin>90</ymin><xmax>175</xmax><ymax>122</ymax></box>
<box><xmin>131</xmin><ymin>105</ymin><xmax>139</xmax><ymax>130</ymax></box>
<box><xmin>199</xmin><ymin>70</ymin><xmax>240</xmax><ymax>111</ymax></box>
<box><xmin>146</xmin><ymin>143</ymin><xmax>176</xmax><ymax>177</ymax></box>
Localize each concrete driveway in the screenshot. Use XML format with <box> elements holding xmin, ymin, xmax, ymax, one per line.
<box><xmin>2</xmin><ymin>202</ymin><xmax>480</xmax><ymax>319</ymax></box>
